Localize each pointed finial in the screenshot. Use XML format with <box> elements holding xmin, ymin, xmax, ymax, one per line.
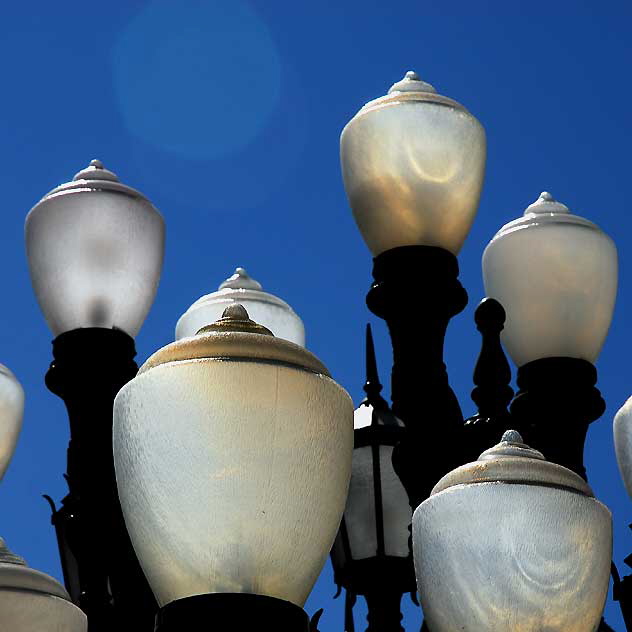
<box><xmin>73</xmin><ymin>159</ymin><xmax>119</xmax><ymax>182</ymax></box>
<box><xmin>388</xmin><ymin>70</ymin><xmax>437</xmax><ymax>95</ymax></box>
<box><xmin>363</xmin><ymin>323</ymin><xmax>388</xmax><ymax>410</ymax></box>
<box><xmin>524</xmin><ymin>191</ymin><xmax>570</xmax><ymax>215</ymax></box>
<box><xmin>196</xmin><ymin>302</ymin><xmax>273</xmax><ymax>336</ymax></box>
<box><xmin>219</xmin><ymin>267</ymin><xmax>263</xmax><ymax>291</ymax></box>
<box><xmin>222</xmin><ymin>304</ymin><xmax>249</xmax><ymax>321</ymax></box>
<box><xmin>501</xmin><ymin>429</ymin><xmax>523</xmax><ymax>444</ymax></box>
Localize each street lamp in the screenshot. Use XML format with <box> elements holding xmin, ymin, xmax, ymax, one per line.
<box><xmin>412</xmin><ymin>430</ymin><xmax>612</xmax><ymax>632</ymax></box>
<box><xmin>26</xmin><ymin>160</ymin><xmax>165</xmax><ymax>630</ymax></box>
<box><xmin>113</xmin><ymin>304</ymin><xmax>353</xmax><ymax>631</ymax></box>
<box><xmin>483</xmin><ymin>191</ymin><xmax>617</xmax><ymax>479</ymax></box>
<box><xmin>341</xmin><ymin>71</ymin><xmax>486</xmax><ymax>511</ymax></box>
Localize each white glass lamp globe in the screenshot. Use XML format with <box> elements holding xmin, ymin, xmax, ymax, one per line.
<box><xmin>483</xmin><ymin>192</ymin><xmax>617</xmax><ymax>367</ymax></box>
<box><xmin>412</xmin><ymin>431</ymin><xmax>612</xmax><ymax>632</ymax></box>
<box><xmin>175</xmin><ymin>267</ymin><xmax>305</xmax><ymax>346</ymax></box>
<box><xmin>25</xmin><ymin>160</ymin><xmax>165</xmax><ymax>337</ymax></box>
<box><xmin>0</xmin><ymin>539</ymin><xmax>87</xmax><ymax>631</ymax></box>
<box><xmin>332</xmin><ymin>404</ymin><xmax>410</xmax><ymax>564</ymax></box>
<box><xmin>0</xmin><ymin>365</ymin><xmax>24</xmax><ymax>481</ymax></box>
<box><xmin>113</xmin><ymin>304</ymin><xmax>353</xmax><ymax>608</ymax></box>
<box><xmin>341</xmin><ymin>71</ymin><xmax>486</xmax><ymax>256</ymax></box>
<box><xmin>614</xmin><ymin>396</ymin><xmax>632</xmax><ymax>499</ymax></box>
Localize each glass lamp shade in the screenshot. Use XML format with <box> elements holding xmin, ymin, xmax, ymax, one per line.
<box><xmin>0</xmin><ymin>539</ymin><xmax>87</xmax><ymax>632</ymax></box>
<box><xmin>176</xmin><ymin>267</ymin><xmax>305</xmax><ymax>346</ymax></box>
<box><xmin>341</xmin><ymin>71</ymin><xmax>486</xmax><ymax>256</ymax></box>
<box><xmin>113</xmin><ymin>305</ymin><xmax>353</xmax><ymax>608</ymax></box>
<box><xmin>412</xmin><ymin>431</ymin><xmax>612</xmax><ymax>632</ymax></box>
<box><xmin>483</xmin><ymin>192</ymin><xmax>617</xmax><ymax>367</ymax></box>
<box><xmin>614</xmin><ymin>396</ymin><xmax>632</xmax><ymax>499</ymax></box>
<box><xmin>0</xmin><ymin>365</ymin><xmax>24</xmax><ymax>481</ymax></box>
<box><xmin>331</xmin><ymin>404</ymin><xmax>411</xmax><ymax>595</ymax></box>
<box><xmin>25</xmin><ymin>160</ymin><xmax>165</xmax><ymax>337</ymax></box>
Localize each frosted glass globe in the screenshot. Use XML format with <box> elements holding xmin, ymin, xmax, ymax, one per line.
<box><xmin>614</xmin><ymin>396</ymin><xmax>632</xmax><ymax>499</ymax></box>
<box><xmin>25</xmin><ymin>160</ymin><xmax>165</xmax><ymax>337</ymax></box>
<box><xmin>341</xmin><ymin>71</ymin><xmax>486</xmax><ymax>256</ymax></box>
<box><xmin>0</xmin><ymin>365</ymin><xmax>24</xmax><ymax>481</ymax></box>
<box><xmin>176</xmin><ymin>267</ymin><xmax>305</xmax><ymax>346</ymax></box>
<box><xmin>413</xmin><ymin>432</ymin><xmax>611</xmax><ymax>632</ymax></box>
<box><xmin>114</xmin><ymin>310</ymin><xmax>353</xmax><ymax>607</ymax></box>
<box><xmin>483</xmin><ymin>192</ymin><xmax>617</xmax><ymax>366</ymax></box>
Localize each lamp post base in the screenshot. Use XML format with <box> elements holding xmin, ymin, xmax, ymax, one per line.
<box><xmin>155</xmin><ymin>594</ymin><xmax>310</xmax><ymax>632</ymax></box>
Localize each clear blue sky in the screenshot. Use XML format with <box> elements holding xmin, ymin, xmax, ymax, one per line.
<box><xmin>1</xmin><ymin>0</ymin><xmax>631</xmax><ymax>629</ymax></box>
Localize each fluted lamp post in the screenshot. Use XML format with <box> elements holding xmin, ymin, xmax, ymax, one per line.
<box><xmin>483</xmin><ymin>192</ymin><xmax>617</xmax><ymax>479</ymax></box>
<box><xmin>0</xmin><ymin>365</ymin><xmax>87</xmax><ymax>631</ymax></box>
<box><xmin>113</xmin><ymin>304</ymin><xmax>353</xmax><ymax>631</ymax></box>
<box><xmin>25</xmin><ymin>159</ymin><xmax>165</xmax><ymax>630</ymax></box>
<box><xmin>176</xmin><ymin>266</ymin><xmax>305</xmax><ymax>346</ymax></box>
<box><xmin>341</xmin><ymin>70</ymin><xmax>486</xmax><ymax>508</ymax></box>
<box><xmin>330</xmin><ymin>325</ymin><xmax>414</xmax><ymax>632</ymax></box>
<box><xmin>412</xmin><ymin>430</ymin><xmax>612</xmax><ymax>632</ymax></box>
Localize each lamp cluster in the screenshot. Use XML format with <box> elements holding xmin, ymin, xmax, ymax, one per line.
<box><xmin>0</xmin><ymin>70</ymin><xmax>627</xmax><ymax>632</ymax></box>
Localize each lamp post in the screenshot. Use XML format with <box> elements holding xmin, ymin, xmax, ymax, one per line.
<box><xmin>340</xmin><ymin>70</ymin><xmax>486</xmax><ymax>509</ymax></box>
<box><xmin>112</xmin><ymin>304</ymin><xmax>353</xmax><ymax>631</ymax></box>
<box><xmin>483</xmin><ymin>191</ymin><xmax>617</xmax><ymax>479</ymax></box>
<box><xmin>25</xmin><ymin>160</ymin><xmax>165</xmax><ymax>630</ymax></box>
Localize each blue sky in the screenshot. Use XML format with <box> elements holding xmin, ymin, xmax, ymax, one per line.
<box><xmin>1</xmin><ymin>0</ymin><xmax>631</xmax><ymax>629</ymax></box>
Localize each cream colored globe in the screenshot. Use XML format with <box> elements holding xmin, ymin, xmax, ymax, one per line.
<box><xmin>113</xmin><ymin>306</ymin><xmax>353</xmax><ymax>607</ymax></box>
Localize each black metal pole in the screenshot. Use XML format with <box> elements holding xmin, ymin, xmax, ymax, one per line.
<box><xmin>509</xmin><ymin>357</ymin><xmax>605</xmax><ymax>480</ymax></box>
<box><xmin>364</xmin><ymin>590</ymin><xmax>404</xmax><ymax>632</ymax></box>
<box><xmin>366</xmin><ymin>245</ymin><xmax>467</xmax><ymax>509</ymax></box>
<box><xmin>44</xmin><ymin>327</ymin><xmax>157</xmax><ymax>631</ymax></box>
<box><xmin>154</xmin><ymin>593</ymin><xmax>310</xmax><ymax>632</ymax></box>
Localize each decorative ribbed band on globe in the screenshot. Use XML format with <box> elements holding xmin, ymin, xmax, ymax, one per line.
<box><xmin>154</xmin><ymin>593</ymin><xmax>311</xmax><ymax>632</ymax></box>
